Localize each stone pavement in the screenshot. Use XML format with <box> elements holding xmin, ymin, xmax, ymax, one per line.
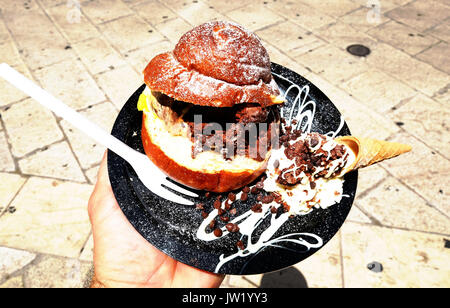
<box><xmin>0</xmin><ymin>0</ymin><xmax>449</xmax><ymax>288</ymax></box>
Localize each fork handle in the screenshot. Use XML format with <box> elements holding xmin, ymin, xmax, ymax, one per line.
<box><xmin>0</xmin><ymin>63</ymin><xmax>138</xmax><ymax>161</ymax></box>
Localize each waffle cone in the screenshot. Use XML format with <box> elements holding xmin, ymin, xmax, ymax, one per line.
<box><xmin>335</xmin><ymin>136</ymin><xmax>412</xmax><ymax>171</ymax></box>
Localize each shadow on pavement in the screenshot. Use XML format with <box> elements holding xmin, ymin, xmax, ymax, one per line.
<box><xmin>259</xmin><ymin>267</ymin><xmax>308</xmax><ymax>288</ymax></box>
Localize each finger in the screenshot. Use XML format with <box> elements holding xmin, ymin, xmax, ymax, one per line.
<box><xmin>88</xmin><ymin>151</ymin><xmax>118</xmax><ymax>220</ymax></box>
<box><xmin>95</xmin><ymin>151</ymin><xmax>110</xmax><ymax>192</ymax></box>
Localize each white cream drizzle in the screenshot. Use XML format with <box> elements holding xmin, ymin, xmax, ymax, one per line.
<box><xmin>196</xmin><ymin>196</ymin><xmax>324</xmax><ymax>273</ymax></box>
<box><xmin>194</xmin><ymin>73</ymin><xmax>352</xmax><ymax>273</ymax></box>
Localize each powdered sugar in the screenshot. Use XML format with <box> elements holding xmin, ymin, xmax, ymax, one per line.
<box><xmin>173</xmin><ymin>21</ymin><xmax>272</xmax><ymax>86</ymax></box>
<box><xmin>143</xmin><ymin>21</ymin><xmax>283</xmax><ymax>107</ymax></box>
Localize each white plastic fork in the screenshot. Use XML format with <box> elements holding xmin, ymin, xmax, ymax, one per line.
<box><xmin>0</xmin><ymin>63</ymin><xmax>198</xmax><ymax>205</ymax></box>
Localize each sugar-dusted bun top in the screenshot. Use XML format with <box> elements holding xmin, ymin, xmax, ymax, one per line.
<box><xmin>173</xmin><ymin>21</ymin><xmax>272</xmax><ymax>86</ymax></box>
<box><xmin>143</xmin><ymin>21</ymin><xmax>282</xmax><ymax>107</ymax></box>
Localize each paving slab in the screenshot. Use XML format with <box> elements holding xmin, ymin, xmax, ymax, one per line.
<box><xmin>203</xmin><ymin>0</ymin><xmax>248</xmax><ymax>13</ymax></box>
<box><xmin>357</xmin><ymin>174</ymin><xmax>450</xmax><ymax>234</ymax></box>
<box><xmin>0</xmin><ymin>40</ymin><xmax>23</xmax><ymax>68</ymax></box>
<box><xmin>266</xmin><ymin>0</ymin><xmax>336</xmax><ymax>31</ymax></box>
<box><xmin>18</xmin><ymin>141</ymin><xmax>86</xmax><ymax>182</ymax></box>
<box><xmin>167</xmin><ymin>0</ymin><xmax>228</xmax><ymax>27</ymax></box>
<box><xmin>425</xmin><ymin>19</ymin><xmax>450</xmax><ymax>42</ymax></box>
<box><xmin>153</xmin><ymin>18</ymin><xmax>193</xmax><ymax>44</ymax></box>
<box><xmin>0</xmin><ymin>19</ymin><xmax>9</xmax><ymax>43</ymax></box>
<box><xmin>79</xmin><ymin>234</ymin><xmax>94</xmax><ymax>262</ymax></box>
<box><xmin>34</xmin><ymin>59</ymin><xmax>106</xmax><ymax>111</ymax></box>
<box><xmin>365</xmin><ymin>42</ymin><xmax>450</xmax><ymax>97</ymax></box>
<box><xmin>382</xmin><ymin>132</ymin><xmax>450</xmax><ymax>218</ymax></box>
<box><xmin>386</xmin><ymin>0</ymin><xmax>449</xmax><ymax>32</ymax></box>
<box><xmin>0</xmin><ymin>177</ymin><xmax>93</xmax><ymax>258</ymax></box>
<box><xmin>356</xmin><ymin>164</ymin><xmax>389</xmax><ymax>194</ymax></box>
<box><xmin>389</xmin><ymin>94</ymin><xmax>450</xmax><ymax>158</ymax></box>
<box><xmin>133</xmin><ymin>0</ymin><xmax>178</xmax><ymax>26</ymax></box>
<box><xmin>2</xmin><ymin>4</ymin><xmax>73</xmax><ymax>71</ymax></box>
<box><xmin>256</xmin><ymin>21</ymin><xmax>325</xmax><ymax>57</ymax></box>
<box><xmin>1</xmin><ymin>98</ymin><xmax>64</xmax><ymax>158</ymax></box>
<box><xmin>0</xmin><ymin>63</ymin><xmax>33</xmax><ymax>107</ymax></box>
<box><xmin>0</xmin><ymin>275</ymin><xmax>24</xmax><ymax>288</ymax></box>
<box><xmin>0</xmin><ymin>132</ymin><xmax>15</xmax><ymax>172</ymax></box>
<box><xmin>23</xmin><ymin>255</ymin><xmax>92</xmax><ymax>288</ymax></box>
<box><xmin>226</xmin><ymin>3</ymin><xmax>285</xmax><ymax>31</ymax></box>
<box><xmin>94</xmin><ymin>65</ymin><xmax>143</xmax><ymax>109</ymax></box>
<box><xmin>300</xmin><ymin>0</ymin><xmax>361</xmax><ymax>17</ymax></box>
<box><xmin>0</xmin><ymin>173</ymin><xmax>26</xmax><ymax>216</ymax></box>
<box><xmin>340</xmin><ymin>68</ymin><xmax>417</xmax><ymax>113</ymax></box>
<box><xmin>60</xmin><ymin>101</ymin><xmax>118</xmax><ymax>169</ymax></box>
<box><xmin>387</xmin><ymin>0</ymin><xmax>415</xmax><ymax>5</ymax></box>
<box><xmin>73</xmin><ymin>37</ymin><xmax>126</xmax><ymax>75</ymax></box>
<box><xmin>341</xmin><ymin>222</ymin><xmax>450</xmax><ymax>287</ymax></box>
<box><xmin>81</xmin><ymin>0</ymin><xmax>134</xmax><ymax>25</ymax></box>
<box><xmin>84</xmin><ymin>164</ymin><xmax>100</xmax><ymax>185</ymax></box>
<box><xmin>317</xmin><ymin>20</ymin><xmax>379</xmax><ymax>51</ymax></box>
<box><xmin>367</xmin><ymin>20</ymin><xmax>439</xmax><ymax>56</ymax></box>
<box><xmin>45</xmin><ymin>3</ymin><xmax>100</xmax><ymax>43</ymax></box>
<box><xmin>416</xmin><ymin>42</ymin><xmax>450</xmax><ymax>74</ymax></box>
<box><xmin>39</xmin><ymin>0</ymin><xmax>68</xmax><ymax>8</ymax></box>
<box><xmin>98</xmin><ymin>15</ymin><xmax>164</xmax><ymax>54</ymax></box>
<box><xmin>122</xmin><ymin>0</ymin><xmax>148</xmax><ymax>6</ymax></box>
<box><xmin>346</xmin><ymin>205</ymin><xmax>373</xmax><ymax>224</ymax></box>
<box><xmin>340</xmin><ymin>6</ymin><xmax>391</xmax><ymax>33</ymax></box>
<box><xmin>295</xmin><ymin>44</ymin><xmax>369</xmax><ymax>84</ymax></box>
<box><xmin>291</xmin><ymin>231</ymin><xmax>344</xmax><ymax>288</ymax></box>
<box><xmin>0</xmin><ymin>247</ymin><xmax>36</xmax><ymax>283</ymax></box>
<box><xmin>1</xmin><ymin>1</ymin><xmax>41</xmax><ymax>15</ymax></box>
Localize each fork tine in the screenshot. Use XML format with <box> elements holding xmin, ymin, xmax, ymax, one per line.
<box><xmin>161</xmin><ymin>179</ymin><xmax>199</xmax><ymax>198</ymax></box>
<box><xmin>153</xmin><ymin>185</ymin><xmax>194</xmax><ymax>205</ymax></box>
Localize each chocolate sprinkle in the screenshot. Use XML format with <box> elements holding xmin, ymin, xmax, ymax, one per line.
<box><xmin>228</xmin><ymin>192</ymin><xmax>236</xmax><ymax>201</ymax></box>
<box><xmin>262</xmin><ymin>195</ymin><xmax>274</xmax><ymax>204</ymax></box>
<box><xmin>220</xmin><ymin>216</ymin><xmax>230</xmax><ymax>222</ymax></box>
<box><xmin>213</xmin><ymin>228</ymin><xmax>223</xmax><ymax>237</ymax></box>
<box><xmin>226</xmin><ymin>223</ymin><xmax>240</xmax><ymax>233</ymax></box>
<box><xmin>240</xmin><ymin>192</ymin><xmax>248</xmax><ymax>202</ymax></box>
<box><xmin>251</xmin><ymin>203</ymin><xmax>263</xmax><ymax>213</ymax></box>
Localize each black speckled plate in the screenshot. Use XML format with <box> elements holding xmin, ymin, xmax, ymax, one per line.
<box><xmin>107</xmin><ymin>63</ymin><xmax>358</xmax><ymax>275</ymax></box>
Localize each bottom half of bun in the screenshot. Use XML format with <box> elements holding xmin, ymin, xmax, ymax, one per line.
<box><xmin>141</xmin><ymin>110</ymin><xmax>270</xmax><ymax>193</ymax></box>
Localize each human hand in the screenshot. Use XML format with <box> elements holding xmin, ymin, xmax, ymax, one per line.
<box><xmin>88</xmin><ymin>152</ymin><xmax>225</xmax><ymax>288</ymax></box>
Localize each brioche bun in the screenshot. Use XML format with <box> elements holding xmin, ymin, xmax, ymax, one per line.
<box><xmin>140</xmin><ymin>21</ymin><xmax>282</xmax><ymax>193</ymax></box>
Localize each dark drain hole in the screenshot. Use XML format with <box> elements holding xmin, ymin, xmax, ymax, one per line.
<box><xmin>347</xmin><ymin>44</ymin><xmax>371</xmax><ymax>57</ymax></box>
